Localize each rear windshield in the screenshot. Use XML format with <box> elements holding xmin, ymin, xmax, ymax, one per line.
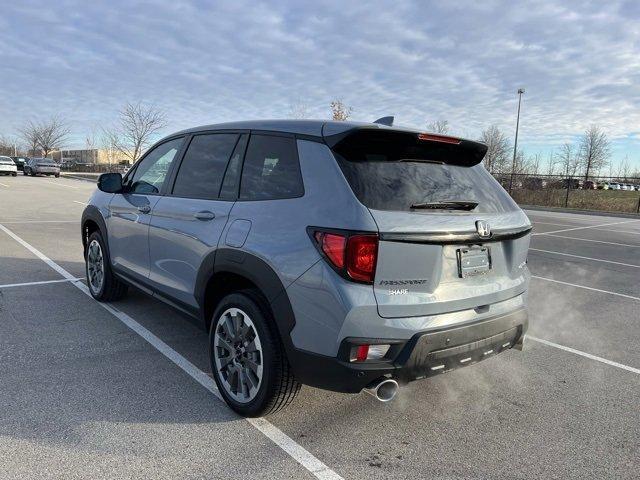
<box><xmin>333</xmin><ymin>136</ymin><xmax>518</xmax><ymax>213</ymax></box>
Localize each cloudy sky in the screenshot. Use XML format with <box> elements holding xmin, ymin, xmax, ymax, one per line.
<box><xmin>1</xmin><ymin>0</ymin><xmax>639</xmax><ymax>170</ymax></box>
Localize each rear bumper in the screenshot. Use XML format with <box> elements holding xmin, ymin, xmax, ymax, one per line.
<box><xmin>288</xmin><ymin>307</ymin><xmax>527</xmax><ymax>393</ymax></box>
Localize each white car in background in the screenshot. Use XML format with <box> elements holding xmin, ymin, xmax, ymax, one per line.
<box><xmin>0</xmin><ymin>156</ymin><xmax>18</xmax><ymax>176</ymax></box>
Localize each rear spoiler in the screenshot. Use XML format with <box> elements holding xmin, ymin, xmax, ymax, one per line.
<box><xmin>324</xmin><ymin>127</ymin><xmax>488</xmax><ymax>167</ymax></box>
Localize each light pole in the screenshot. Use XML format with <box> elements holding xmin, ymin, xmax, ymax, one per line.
<box><xmin>508</xmin><ymin>88</ymin><xmax>525</xmax><ymax>194</ymax></box>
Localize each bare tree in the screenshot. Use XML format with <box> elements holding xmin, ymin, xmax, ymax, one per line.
<box><xmin>36</xmin><ymin>116</ymin><xmax>70</xmax><ymax>158</ymax></box>
<box><xmin>19</xmin><ymin>121</ymin><xmax>41</xmax><ymax>156</ymax></box>
<box><xmin>479</xmin><ymin>125</ymin><xmax>510</xmax><ymax>173</ymax></box>
<box><xmin>426</xmin><ymin>119</ymin><xmax>449</xmax><ymax>134</ymax></box>
<box><xmin>578</xmin><ymin>125</ymin><xmax>610</xmax><ymax>180</ymax></box>
<box><xmin>545</xmin><ymin>152</ymin><xmax>557</xmax><ymax>176</ymax></box>
<box><xmin>330</xmin><ymin>99</ymin><xmax>352</xmax><ymax>121</ymax></box>
<box><xmin>0</xmin><ymin>135</ymin><xmax>16</xmax><ymax>156</ymax></box>
<box><xmin>556</xmin><ymin>143</ymin><xmax>581</xmax><ymax>177</ymax></box>
<box><xmin>288</xmin><ymin>99</ymin><xmax>310</xmax><ymax>119</ymax></box>
<box><xmin>104</xmin><ymin>102</ymin><xmax>167</xmax><ymax>163</ymax></box>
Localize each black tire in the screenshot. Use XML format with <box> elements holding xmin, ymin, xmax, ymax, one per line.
<box><xmin>12</xmin><ymin>172</ymin><xmax>17</xmax><ymax>177</ymax></box>
<box><xmin>23</xmin><ymin>170</ymin><xmax>28</xmax><ymax>176</ymax></box>
<box><xmin>85</xmin><ymin>231</ymin><xmax>128</xmax><ymax>301</ymax></box>
<box><xmin>55</xmin><ymin>173</ymin><xmax>60</xmax><ymax>178</ymax></box>
<box><xmin>209</xmin><ymin>290</ymin><xmax>300</xmax><ymax>417</ymax></box>
<box><xmin>30</xmin><ymin>170</ymin><xmax>35</xmax><ymax>176</ymax></box>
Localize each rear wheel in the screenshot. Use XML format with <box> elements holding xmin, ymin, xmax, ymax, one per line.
<box><xmin>12</xmin><ymin>172</ymin><xmax>17</xmax><ymax>177</ymax></box>
<box><xmin>85</xmin><ymin>231</ymin><xmax>128</xmax><ymax>301</ymax></box>
<box><xmin>209</xmin><ymin>290</ymin><xmax>300</xmax><ymax>416</ymax></box>
<box><xmin>55</xmin><ymin>173</ymin><xmax>60</xmax><ymax>178</ymax></box>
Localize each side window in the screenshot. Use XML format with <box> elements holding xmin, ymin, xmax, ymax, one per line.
<box><xmin>239</xmin><ymin>135</ymin><xmax>303</xmax><ymax>200</ymax></box>
<box><xmin>219</xmin><ymin>134</ymin><xmax>248</xmax><ymax>200</ymax></box>
<box><xmin>128</xmin><ymin>138</ymin><xmax>183</xmax><ymax>194</ymax></box>
<box><xmin>172</xmin><ymin>134</ymin><xmax>238</xmax><ymax>199</ymax></box>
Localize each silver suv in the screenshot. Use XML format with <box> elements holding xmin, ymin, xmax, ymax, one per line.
<box><xmin>82</xmin><ymin>120</ymin><xmax>531</xmax><ymax>416</ymax></box>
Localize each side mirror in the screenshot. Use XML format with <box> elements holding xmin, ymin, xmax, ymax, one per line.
<box><xmin>97</xmin><ymin>173</ymin><xmax>123</xmax><ymax>193</ymax></box>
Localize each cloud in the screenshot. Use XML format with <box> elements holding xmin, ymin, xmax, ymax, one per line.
<box><xmin>0</xmin><ymin>0</ymin><xmax>638</xmax><ymax>168</ymax></box>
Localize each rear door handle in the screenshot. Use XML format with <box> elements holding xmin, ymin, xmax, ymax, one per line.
<box><xmin>137</xmin><ymin>205</ymin><xmax>151</xmax><ymax>214</ymax></box>
<box><xmin>194</xmin><ymin>211</ymin><xmax>215</xmax><ymax>221</ymax></box>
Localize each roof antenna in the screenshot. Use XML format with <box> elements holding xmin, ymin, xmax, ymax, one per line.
<box><xmin>373</xmin><ymin>116</ymin><xmax>394</xmax><ymax>126</ymax></box>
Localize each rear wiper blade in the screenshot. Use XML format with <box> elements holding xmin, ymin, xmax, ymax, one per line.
<box><xmin>410</xmin><ymin>200</ymin><xmax>478</xmax><ymax>211</ymax></box>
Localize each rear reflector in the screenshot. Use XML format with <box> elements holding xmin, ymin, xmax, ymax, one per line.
<box><xmin>315</xmin><ymin>232</ymin><xmax>346</xmax><ymax>269</ymax></box>
<box><xmin>350</xmin><ymin>344</ymin><xmax>390</xmax><ymax>362</ymax></box>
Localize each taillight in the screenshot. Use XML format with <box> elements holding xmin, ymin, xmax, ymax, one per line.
<box><xmin>312</xmin><ymin>229</ymin><xmax>378</xmax><ymax>283</ymax></box>
<box><xmin>346</xmin><ymin>234</ymin><xmax>378</xmax><ymax>282</ymax></box>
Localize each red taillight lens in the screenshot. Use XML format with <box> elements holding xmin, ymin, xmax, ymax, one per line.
<box><xmin>313</xmin><ymin>230</ymin><xmax>378</xmax><ymax>283</ymax></box>
<box><xmin>346</xmin><ymin>234</ymin><xmax>378</xmax><ymax>283</ymax></box>
<box><xmin>315</xmin><ymin>232</ymin><xmax>346</xmax><ymax>269</ymax></box>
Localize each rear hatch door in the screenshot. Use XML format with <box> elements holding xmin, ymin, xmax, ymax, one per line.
<box><xmin>328</xmin><ymin>128</ymin><xmax>531</xmax><ymax>318</ymax></box>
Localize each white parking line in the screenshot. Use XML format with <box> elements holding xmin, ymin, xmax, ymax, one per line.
<box><xmin>0</xmin><ymin>220</ymin><xmax>78</xmax><ymax>224</ymax></box>
<box><xmin>0</xmin><ymin>182</ymin><xmax>9</xmax><ymax>187</ymax></box>
<box><xmin>529</xmin><ymin>248</ymin><xmax>640</xmax><ymax>268</ymax></box>
<box><xmin>531</xmin><ymin>219</ymin><xmax>640</xmax><ymax>236</ymax></box>
<box><xmin>73</xmin><ymin>200</ymin><xmax>87</xmax><ymax>205</ymax></box>
<box><xmin>592</xmin><ymin>228</ymin><xmax>640</xmax><ymax>235</ymax></box>
<box><xmin>531</xmin><ymin>275</ymin><xmax>640</xmax><ymax>301</ymax></box>
<box><xmin>0</xmin><ymin>222</ymin><xmax>343</xmax><ymax>480</ymax></box>
<box><xmin>537</xmin><ymin>233</ymin><xmax>640</xmax><ymax>248</ymax></box>
<box><xmin>528</xmin><ymin>336</ymin><xmax>640</xmax><ymax>375</ymax></box>
<box><xmin>45</xmin><ymin>181</ymin><xmax>79</xmax><ymax>189</ymax></box>
<box><xmin>529</xmin><ymin>221</ymin><xmax>576</xmax><ymax>227</ymax></box>
<box><xmin>0</xmin><ymin>278</ymin><xmax>83</xmax><ymax>289</ymax></box>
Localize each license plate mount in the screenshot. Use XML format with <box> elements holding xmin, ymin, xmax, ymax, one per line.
<box><xmin>457</xmin><ymin>246</ymin><xmax>491</xmax><ymax>278</ymax></box>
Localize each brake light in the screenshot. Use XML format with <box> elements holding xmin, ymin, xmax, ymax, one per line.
<box><xmin>346</xmin><ymin>234</ymin><xmax>378</xmax><ymax>282</ymax></box>
<box><xmin>418</xmin><ymin>133</ymin><xmax>461</xmax><ymax>144</ymax></box>
<box><xmin>313</xmin><ymin>230</ymin><xmax>378</xmax><ymax>283</ymax></box>
<box><xmin>315</xmin><ymin>232</ymin><xmax>346</xmax><ymax>268</ymax></box>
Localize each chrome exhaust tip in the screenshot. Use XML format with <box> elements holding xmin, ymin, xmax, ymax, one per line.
<box><xmin>363</xmin><ymin>378</ymin><xmax>399</xmax><ymax>402</ymax></box>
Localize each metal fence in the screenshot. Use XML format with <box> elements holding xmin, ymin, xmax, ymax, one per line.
<box><xmin>59</xmin><ymin>162</ymin><xmax>129</xmax><ymax>174</ymax></box>
<box><xmin>492</xmin><ymin>173</ymin><xmax>640</xmax><ymax>214</ymax></box>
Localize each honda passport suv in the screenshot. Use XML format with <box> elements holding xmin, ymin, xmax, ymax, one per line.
<box><xmin>82</xmin><ymin>120</ymin><xmax>531</xmax><ymax>416</ymax></box>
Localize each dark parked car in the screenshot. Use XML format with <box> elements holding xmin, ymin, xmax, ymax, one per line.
<box><xmin>10</xmin><ymin>156</ymin><xmax>29</xmax><ymax>171</ymax></box>
<box><xmin>24</xmin><ymin>158</ymin><xmax>61</xmax><ymax>177</ymax></box>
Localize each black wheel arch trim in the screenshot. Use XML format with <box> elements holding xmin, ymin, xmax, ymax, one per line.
<box><xmin>81</xmin><ymin>205</ymin><xmax>109</xmax><ymax>258</ymax></box>
<box><xmin>196</xmin><ymin>248</ymin><xmax>298</xmax><ymax>353</ymax></box>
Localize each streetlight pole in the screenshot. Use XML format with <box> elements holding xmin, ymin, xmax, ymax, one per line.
<box><xmin>508</xmin><ymin>88</ymin><xmax>525</xmax><ymax>194</ymax></box>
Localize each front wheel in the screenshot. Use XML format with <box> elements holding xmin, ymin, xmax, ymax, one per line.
<box><xmin>209</xmin><ymin>290</ymin><xmax>300</xmax><ymax>417</ymax></box>
<box><xmin>85</xmin><ymin>231</ymin><xmax>128</xmax><ymax>301</ymax></box>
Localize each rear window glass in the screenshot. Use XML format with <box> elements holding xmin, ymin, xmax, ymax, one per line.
<box><xmin>333</xmin><ymin>135</ymin><xmax>518</xmax><ymax>213</ymax></box>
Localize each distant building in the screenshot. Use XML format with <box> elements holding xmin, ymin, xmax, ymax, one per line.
<box><xmin>51</xmin><ymin>149</ymin><xmax>129</xmax><ymax>165</ymax></box>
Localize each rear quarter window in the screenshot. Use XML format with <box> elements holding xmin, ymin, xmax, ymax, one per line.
<box><xmin>240</xmin><ymin>135</ymin><xmax>304</xmax><ymax>200</ymax></box>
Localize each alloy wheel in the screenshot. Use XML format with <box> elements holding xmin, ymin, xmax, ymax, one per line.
<box><xmin>213</xmin><ymin>307</ymin><xmax>264</xmax><ymax>403</ymax></box>
<box><xmin>87</xmin><ymin>239</ymin><xmax>104</xmax><ymax>295</ymax></box>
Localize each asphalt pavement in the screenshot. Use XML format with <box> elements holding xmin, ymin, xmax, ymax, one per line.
<box><xmin>1</xmin><ymin>174</ymin><xmax>638</xmax><ymax>479</ymax></box>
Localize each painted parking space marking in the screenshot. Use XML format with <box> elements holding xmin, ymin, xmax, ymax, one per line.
<box><xmin>528</xmin><ymin>248</ymin><xmax>640</xmax><ymax>268</ymax></box>
<box><xmin>531</xmin><ymin>275</ymin><xmax>640</xmax><ymax>302</ymax></box>
<box><xmin>536</xmin><ymin>233</ymin><xmax>640</xmax><ymax>248</ymax></box>
<box><xmin>0</xmin><ymin>222</ymin><xmax>344</xmax><ymax>480</ymax></box>
<box><xmin>0</xmin><ymin>182</ymin><xmax>9</xmax><ymax>187</ymax></box>
<box><xmin>528</xmin><ymin>336</ymin><xmax>640</xmax><ymax>375</ymax></box>
<box><xmin>531</xmin><ymin>219</ymin><xmax>640</xmax><ymax>236</ymax></box>
<box><xmin>73</xmin><ymin>200</ymin><xmax>88</xmax><ymax>205</ymax></box>
<box><xmin>0</xmin><ymin>220</ymin><xmax>79</xmax><ymax>224</ymax></box>
<box><xmin>0</xmin><ymin>278</ymin><xmax>83</xmax><ymax>289</ymax></box>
